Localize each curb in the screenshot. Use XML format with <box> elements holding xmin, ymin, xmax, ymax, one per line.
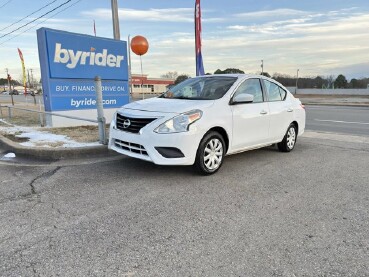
<box><xmin>0</xmin><ymin>134</ymin><xmax>118</xmax><ymax>160</ymax></box>
<box><xmin>303</xmin><ymin>102</ymin><xmax>369</xmax><ymax>107</ymax></box>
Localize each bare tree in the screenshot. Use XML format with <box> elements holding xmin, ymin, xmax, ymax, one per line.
<box><xmin>161</xmin><ymin>71</ymin><xmax>178</xmax><ymax>80</ymax></box>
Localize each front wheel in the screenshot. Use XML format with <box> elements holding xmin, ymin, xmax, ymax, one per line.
<box><xmin>278</xmin><ymin>124</ymin><xmax>297</xmax><ymax>152</ymax></box>
<box><xmin>194</xmin><ymin>131</ymin><xmax>225</xmax><ymax>175</ymax></box>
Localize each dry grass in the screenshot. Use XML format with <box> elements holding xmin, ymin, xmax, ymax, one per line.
<box><xmin>0</xmin><ymin>103</ymin><xmax>110</xmax><ymax>145</ymax></box>
<box><xmin>0</xmin><ymin>104</ymin><xmax>109</xmax><ymax>143</ymax></box>
<box><xmin>0</xmin><ymin>104</ymin><xmax>42</xmax><ymax>127</ymax></box>
<box><xmin>45</xmin><ymin>125</ymin><xmax>110</xmax><ymax>143</ymax></box>
<box><xmin>2</xmin><ymin>133</ymin><xmax>28</xmax><ymax>143</ymax></box>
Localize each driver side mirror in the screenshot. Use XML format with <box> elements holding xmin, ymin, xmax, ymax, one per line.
<box><xmin>231</xmin><ymin>93</ymin><xmax>254</xmax><ymax>104</ymax></box>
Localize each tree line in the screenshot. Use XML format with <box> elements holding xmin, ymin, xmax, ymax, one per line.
<box><xmin>162</xmin><ymin>70</ymin><xmax>369</xmax><ymax>89</ymax></box>
<box><xmin>0</xmin><ymin>78</ymin><xmax>21</xmax><ymax>87</ymax></box>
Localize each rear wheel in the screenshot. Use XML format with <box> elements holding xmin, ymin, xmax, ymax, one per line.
<box><xmin>194</xmin><ymin>131</ymin><xmax>225</xmax><ymax>175</ymax></box>
<box><xmin>278</xmin><ymin>124</ymin><xmax>297</xmax><ymax>152</ymax></box>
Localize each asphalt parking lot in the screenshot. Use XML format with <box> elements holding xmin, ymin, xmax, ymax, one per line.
<box><xmin>1</xmin><ymin>131</ymin><xmax>369</xmax><ymax>276</ymax></box>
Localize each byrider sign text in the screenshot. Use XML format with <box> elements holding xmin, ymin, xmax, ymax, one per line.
<box><xmin>54</xmin><ymin>43</ymin><xmax>124</xmax><ymax>69</ymax></box>
<box><xmin>37</xmin><ymin>28</ymin><xmax>129</xmax><ymax>112</ymax></box>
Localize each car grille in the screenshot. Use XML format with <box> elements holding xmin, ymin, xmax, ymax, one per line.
<box><xmin>114</xmin><ymin>139</ymin><xmax>148</xmax><ymax>156</ymax></box>
<box><xmin>116</xmin><ymin>113</ymin><xmax>157</xmax><ymax>133</ymax></box>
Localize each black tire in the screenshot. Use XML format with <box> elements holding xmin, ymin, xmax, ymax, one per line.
<box><xmin>278</xmin><ymin>124</ymin><xmax>297</xmax><ymax>152</ymax></box>
<box><xmin>194</xmin><ymin>131</ymin><xmax>225</xmax><ymax>175</ymax></box>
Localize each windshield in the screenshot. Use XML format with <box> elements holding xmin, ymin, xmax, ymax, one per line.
<box><xmin>160</xmin><ymin>76</ymin><xmax>237</xmax><ymax>100</ymax></box>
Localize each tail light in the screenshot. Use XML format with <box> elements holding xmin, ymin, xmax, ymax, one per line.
<box><xmin>300</xmin><ymin>104</ymin><xmax>305</xmax><ymax>109</ymax></box>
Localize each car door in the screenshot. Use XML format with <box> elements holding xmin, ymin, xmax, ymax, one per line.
<box><xmin>263</xmin><ymin>80</ymin><xmax>294</xmax><ymax>141</ymax></box>
<box><xmin>230</xmin><ymin>78</ymin><xmax>270</xmax><ymax>151</ymax></box>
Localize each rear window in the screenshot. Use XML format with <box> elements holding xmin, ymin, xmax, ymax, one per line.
<box><xmin>263</xmin><ymin>80</ymin><xmax>286</xmax><ymax>101</ymax></box>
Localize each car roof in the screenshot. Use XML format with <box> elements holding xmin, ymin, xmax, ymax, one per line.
<box><xmin>195</xmin><ymin>74</ymin><xmax>287</xmax><ymax>87</ymax></box>
<box><xmin>196</xmin><ymin>73</ymin><xmax>269</xmax><ymax>79</ymax></box>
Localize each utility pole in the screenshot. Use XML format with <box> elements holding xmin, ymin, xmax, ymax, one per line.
<box><xmin>5</xmin><ymin>68</ymin><xmax>14</xmax><ymax>105</ymax></box>
<box><xmin>5</xmin><ymin>68</ymin><xmax>10</xmax><ymax>91</ymax></box>
<box><xmin>111</xmin><ymin>0</ymin><xmax>120</xmax><ymax>40</ymax></box>
<box><xmin>295</xmin><ymin>69</ymin><xmax>299</xmax><ymax>95</ymax></box>
<box><xmin>261</xmin><ymin>60</ymin><xmax>264</xmax><ymax>76</ymax></box>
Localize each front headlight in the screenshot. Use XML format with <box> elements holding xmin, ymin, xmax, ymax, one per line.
<box><xmin>154</xmin><ymin>110</ymin><xmax>203</xmax><ymax>134</ymax></box>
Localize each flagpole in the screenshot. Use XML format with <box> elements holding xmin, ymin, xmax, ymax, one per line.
<box><xmin>128</xmin><ymin>35</ymin><xmax>133</xmax><ymax>101</ymax></box>
<box><xmin>93</xmin><ymin>20</ymin><xmax>96</xmax><ymax>36</ymax></box>
<box><xmin>194</xmin><ymin>1</ymin><xmax>197</xmax><ymax>76</ymax></box>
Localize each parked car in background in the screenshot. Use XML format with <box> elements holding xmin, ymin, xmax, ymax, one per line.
<box><xmin>109</xmin><ymin>74</ymin><xmax>306</xmax><ymax>175</ymax></box>
<box><xmin>10</xmin><ymin>90</ymin><xmax>19</xmax><ymax>95</ymax></box>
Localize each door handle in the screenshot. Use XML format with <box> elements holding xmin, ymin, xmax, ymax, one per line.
<box><xmin>260</xmin><ymin>110</ymin><xmax>268</xmax><ymax>115</ymax></box>
<box><xmin>287</xmin><ymin>108</ymin><xmax>293</xmax><ymax>112</ymax></box>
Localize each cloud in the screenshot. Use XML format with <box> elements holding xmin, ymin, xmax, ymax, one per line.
<box><xmin>82</xmin><ymin>8</ymin><xmax>223</xmax><ymax>23</ymax></box>
<box><xmin>2</xmin><ymin>5</ymin><xmax>368</xmax><ymax>80</ymax></box>
<box><xmin>83</xmin><ymin>8</ymin><xmax>193</xmax><ymax>22</ymax></box>
<box><xmin>82</xmin><ymin>7</ymin><xmax>224</xmax><ymax>23</ymax></box>
<box><xmin>235</xmin><ymin>9</ymin><xmax>307</xmax><ymax>19</ymax></box>
<box><xmin>131</xmin><ymin>6</ymin><xmax>369</xmax><ymax>78</ymax></box>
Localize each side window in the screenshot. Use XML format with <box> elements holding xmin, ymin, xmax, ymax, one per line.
<box><xmin>233</xmin><ymin>79</ymin><xmax>263</xmax><ymax>103</ymax></box>
<box><xmin>264</xmin><ymin>80</ymin><xmax>286</xmax><ymax>101</ymax></box>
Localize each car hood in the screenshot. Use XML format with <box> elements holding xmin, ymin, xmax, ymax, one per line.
<box><xmin>121</xmin><ymin>97</ymin><xmax>215</xmax><ymax>114</ymax></box>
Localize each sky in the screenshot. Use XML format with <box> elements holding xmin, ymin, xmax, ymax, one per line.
<box><xmin>0</xmin><ymin>0</ymin><xmax>368</xmax><ymax>82</ymax></box>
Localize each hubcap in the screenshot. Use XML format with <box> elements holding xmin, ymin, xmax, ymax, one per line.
<box><xmin>287</xmin><ymin>127</ymin><xmax>296</xmax><ymax>149</ymax></box>
<box><xmin>204</xmin><ymin>138</ymin><xmax>223</xmax><ymax>170</ymax></box>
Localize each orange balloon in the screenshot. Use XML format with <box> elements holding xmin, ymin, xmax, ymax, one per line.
<box><xmin>131</xmin><ymin>35</ymin><xmax>149</xmax><ymax>56</ymax></box>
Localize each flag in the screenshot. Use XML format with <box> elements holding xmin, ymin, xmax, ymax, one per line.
<box><xmin>195</xmin><ymin>0</ymin><xmax>205</xmax><ymax>76</ymax></box>
<box><xmin>93</xmin><ymin>20</ymin><xmax>96</xmax><ymax>36</ymax></box>
<box><xmin>17</xmin><ymin>48</ymin><xmax>27</xmax><ymax>95</ymax></box>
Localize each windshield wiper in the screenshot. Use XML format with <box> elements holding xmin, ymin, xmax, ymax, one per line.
<box><xmin>172</xmin><ymin>96</ymin><xmax>205</xmax><ymax>100</ymax></box>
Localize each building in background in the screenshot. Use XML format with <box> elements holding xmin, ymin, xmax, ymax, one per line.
<box><xmin>131</xmin><ymin>74</ymin><xmax>174</xmax><ymax>95</ymax></box>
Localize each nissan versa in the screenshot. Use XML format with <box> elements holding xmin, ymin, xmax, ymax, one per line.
<box><xmin>109</xmin><ymin>74</ymin><xmax>306</xmax><ymax>175</ymax></box>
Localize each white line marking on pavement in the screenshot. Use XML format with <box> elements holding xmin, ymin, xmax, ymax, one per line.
<box><xmin>315</xmin><ymin>119</ymin><xmax>369</xmax><ymax>125</ymax></box>
<box><xmin>302</xmin><ymin>131</ymin><xmax>369</xmax><ymax>144</ymax></box>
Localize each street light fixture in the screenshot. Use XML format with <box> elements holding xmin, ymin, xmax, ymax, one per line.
<box><xmin>261</xmin><ymin>60</ymin><xmax>264</xmax><ymax>76</ymax></box>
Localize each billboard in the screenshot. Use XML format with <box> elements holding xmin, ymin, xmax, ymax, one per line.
<box><xmin>37</xmin><ymin>28</ymin><xmax>129</xmax><ymax>111</ymax></box>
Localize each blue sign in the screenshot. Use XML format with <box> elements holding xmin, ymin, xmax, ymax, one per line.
<box><xmin>37</xmin><ymin>28</ymin><xmax>129</xmax><ymax>111</ymax></box>
<box><xmin>48</xmin><ymin>79</ymin><xmax>129</xmax><ymax>111</ymax></box>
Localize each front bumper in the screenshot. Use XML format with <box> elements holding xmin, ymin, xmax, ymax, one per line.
<box><xmin>108</xmin><ymin>122</ymin><xmax>203</xmax><ymax>166</ymax></box>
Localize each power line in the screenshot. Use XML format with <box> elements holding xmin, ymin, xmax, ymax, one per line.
<box><xmin>0</xmin><ymin>0</ymin><xmax>57</xmax><ymax>32</ymax></box>
<box><xmin>0</xmin><ymin>0</ymin><xmax>72</xmax><ymax>39</ymax></box>
<box><xmin>0</xmin><ymin>0</ymin><xmax>13</xmax><ymax>9</ymax></box>
<box><xmin>0</xmin><ymin>0</ymin><xmax>83</xmax><ymax>45</ymax></box>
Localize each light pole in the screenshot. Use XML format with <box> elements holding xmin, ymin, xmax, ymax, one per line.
<box><xmin>111</xmin><ymin>0</ymin><xmax>120</xmax><ymax>40</ymax></box>
<box><xmin>27</xmin><ymin>69</ymin><xmax>31</xmax><ymax>89</ymax></box>
<box><xmin>295</xmin><ymin>69</ymin><xmax>299</xmax><ymax>94</ymax></box>
<box><xmin>30</xmin><ymin>69</ymin><xmax>34</xmax><ymax>88</ymax></box>
<box><xmin>261</xmin><ymin>60</ymin><xmax>264</xmax><ymax>76</ymax></box>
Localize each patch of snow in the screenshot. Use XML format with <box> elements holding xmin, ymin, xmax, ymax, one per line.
<box><xmin>3</xmin><ymin>152</ymin><xmax>16</xmax><ymax>158</ymax></box>
<box><xmin>0</xmin><ymin>119</ymin><xmax>12</xmax><ymax>126</ymax></box>
<box><xmin>0</xmin><ymin>125</ymin><xmax>100</xmax><ymax>148</ymax></box>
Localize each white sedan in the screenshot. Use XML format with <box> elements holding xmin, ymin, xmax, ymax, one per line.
<box><xmin>109</xmin><ymin>74</ymin><xmax>305</xmax><ymax>174</ymax></box>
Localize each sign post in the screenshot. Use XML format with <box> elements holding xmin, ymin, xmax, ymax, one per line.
<box><xmin>94</xmin><ymin>76</ymin><xmax>106</xmax><ymax>144</ymax></box>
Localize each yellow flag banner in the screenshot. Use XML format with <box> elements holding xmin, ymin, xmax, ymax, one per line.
<box><xmin>17</xmin><ymin>48</ymin><xmax>27</xmax><ymax>94</ymax></box>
